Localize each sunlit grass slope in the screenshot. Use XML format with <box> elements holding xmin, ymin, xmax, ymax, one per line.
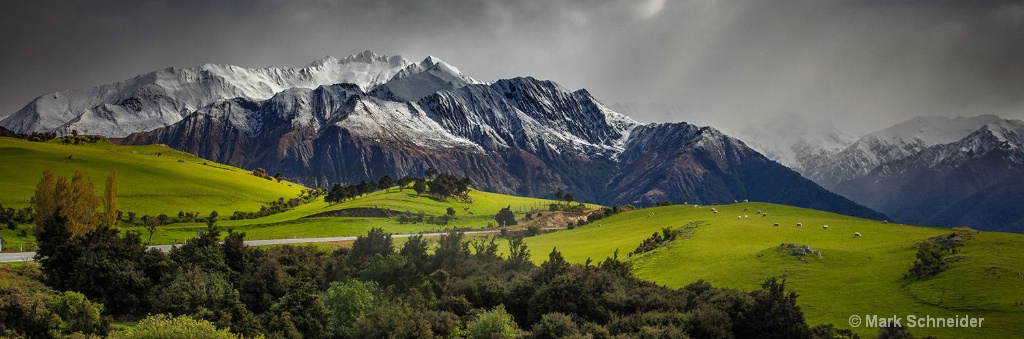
<box><xmin>518</xmin><ymin>202</ymin><xmax>1024</xmax><ymax>338</ymax></box>
<box><xmin>0</xmin><ymin>137</ymin><xmax>302</xmax><ymax>216</ymax></box>
<box><xmin>129</xmin><ymin>187</ymin><xmax>564</xmax><ymax>245</ymax></box>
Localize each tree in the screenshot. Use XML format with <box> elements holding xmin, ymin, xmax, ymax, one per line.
<box><xmin>446</xmin><ymin>207</ymin><xmax>456</xmax><ymax>218</ymax></box>
<box><xmin>264</xmin><ymin>279</ymin><xmax>331</xmax><ymax>339</ymax></box>
<box><xmin>554</xmin><ymin>189</ymin><xmax>564</xmax><ymax>202</ymax></box>
<box><xmin>425</xmin><ymin>167</ymin><xmax>438</xmax><ymax>179</ymax></box>
<box><xmin>531</xmin><ymin>312</ymin><xmax>579</xmax><ymax>339</ymax></box>
<box><xmin>252</xmin><ymin>167</ymin><xmax>270</xmax><ymax>180</ymax></box>
<box><xmin>144</xmin><ymin>216</ymin><xmax>158</xmax><ymax>246</ymax></box>
<box><xmin>467</xmin><ymin>305</ymin><xmax>519</xmax><ymax>339</ymax></box>
<box><xmin>495</xmin><ymin>206</ymin><xmax>516</xmax><ymax>227</ymax></box>
<box><xmin>33</xmin><ymin>170</ymin><xmax>105</xmax><ymax>257</ymax></box>
<box><xmin>378</xmin><ymin>175</ymin><xmax>394</xmax><ymax>192</ymax></box>
<box><xmin>563</xmin><ymin>193</ymin><xmax>575</xmax><ymax>205</ymax></box>
<box><xmin>51</xmin><ymin>290</ymin><xmax>108</xmax><ymax>335</ymax></box>
<box><xmin>103</xmin><ymin>168</ymin><xmax>118</xmax><ymax>229</ymax></box>
<box><xmin>351</xmin><ymin>227</ymin><xmax>394</xmax><ymax>265</ymax></box>
<box><xmin>412</xmin><ymin>179</ymin><xmax>427</xmax><ymax>196</ymax></box>
<box><xmin>109</xmin><ymin>314</ymin><xmax>238</xmax><ymax>339</ymax></box>
<box><xmin>274</xmin><ymin>172</ymin><xmax>284</xmax><ymax>183</ymax></box>
<box><xmin>397</xmin><ymin>176</ymin><xmax>414</xmax><ymax>191</ymax></box>
<box><xmin>324</xmin><ymin>280</ymin><xmax>378</xmax><ymax>338</ymax></box>
<box><xmin>326</xmin><ymin>184</ymin><xmax>345</xmax><ymax>204</ymax></box>
<box><xmin>738</xmin><ymin>277</ymin><xmax>810</xmax><ymax>338</ymax></box>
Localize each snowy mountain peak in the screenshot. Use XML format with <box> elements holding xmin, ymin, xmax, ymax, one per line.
<box><xmin>308</xmin><ymin>55</ymin><xmax>340</xmax><ymax>68</ymax></box>
<box><xmin>371</xmin><ymin>56</ymin><xmax>480</xmax><ymax>102</ymax></box>
<box><xmin>0</xmin><ymin>51</ymin><xmax>414</xmax><ymax>137</ymax></box>
<box><xmin>800</xmin><ymin>114</ymin><xmax>1013</xmax><ymax>188</ymax></box>
<box><xmin>864</xmin><ymin>114</ymin><xmax>1004</xmax><ymax>146</ymax></box>
<box><xmin>337</xmin><ymin>50</ymin><xmax>405</xmax><ymax>66</ymax></box>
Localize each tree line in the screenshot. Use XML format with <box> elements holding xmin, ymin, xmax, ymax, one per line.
<box><xmin>2</xmin><ymin>169</ymin><xmax>871</xmax><ymax>338</ymax></box>
<box><xmin>325</xmin><ymin>169</ymin><xmax>471</xmax><ymax>204</ymax></box>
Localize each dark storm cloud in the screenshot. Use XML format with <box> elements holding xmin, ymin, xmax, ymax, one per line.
<box><xmin>1</xmin><ymin>0</ymin><xmax>1022</xmax><ymax>133</ymax></box>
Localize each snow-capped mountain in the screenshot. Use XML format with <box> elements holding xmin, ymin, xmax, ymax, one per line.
<box><xmin>106</xmin><ymin>53</ymin><xmax>883</xmax><ymax>219</ymax></box>
<box><xmin>803</xmin><ymin>115</ymin><xmax>1006</xmax><ymax>189</ymax></box>
<box><xmin>732</xmin><ymin>118</ymin><xmax>857</xmax><ymax>174</ymax></box>
<box><xmin>0</xmin><ymin>50</ymin><xmax>410</xmax><ymax>137</ymax></box>
<box><xmin>833</xmin><ymin>119</ymin><xmax>1024</xmax><ymax>231</ymax></box>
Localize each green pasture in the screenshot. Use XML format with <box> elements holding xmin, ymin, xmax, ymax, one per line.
<box><xmin>517</xmin><ymin>202</ymin><xmax>1024</xmax><ymax>338</ymax></box>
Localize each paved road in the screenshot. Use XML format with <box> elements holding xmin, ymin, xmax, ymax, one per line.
<box><xmin>0</xmin><ymin>230</ymin><xmax>503</xmax><ymax>263</ymax></box>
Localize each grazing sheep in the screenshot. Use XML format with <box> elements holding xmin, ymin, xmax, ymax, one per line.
<box><xmin>796</xmin><ymin>223</ymin><xmax>802</xmax><ymax>227</ymax></box>
<box><xmin>763</xmin><ymin>213</ymin><xmax>768</xmax><ymax>217</ymax></box>
<box><xmin>854</xmin><ymin>232</ymin><xmax>862</xmax><ymax>237</ymax></box>
<box><xmin>822</xmin><ymin>225</ymin><xmax>829</xmax><ymax>229</ymax></box>
<box><xmin>744</xmin><ymin>199</ymin><xmax>749</xmax><ymax>203</ymax></box>
<box><xmin>773</xmin><ymin>223</ymin><xmax>780</xmax><ymax>227</ymax></box>
<box><xmin>744</xmin><ymin>207</ymin><xmax>748</xmax><ymax>211</ymax></box>
<box><xmin>883</xmin><ymin>220</ymin><xmax>889</xmax><ymax>224</ymax></box>
<box><xmin>738</xmin><ymin>216</ymin><xmax>742</xmax><ymax>219</ymax></box>
<box><xmin>756</xmin><ymin>210</ymin><xmax>761</xmax><ymax>214</ymax></box>
<box><xmin>744</xmin><ymin>215</ymin><xmax>748</xmax><ymax>218</ymax></box>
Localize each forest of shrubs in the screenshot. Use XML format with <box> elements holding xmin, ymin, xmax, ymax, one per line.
<box><xmin>6</xmin><ymin>219</ymin><xmax>858</xmax><ymax>338</ymax></box>
<box><xmin>0</xmin><ymin>169</ymin><xmax>868</xmax><ymax>338</ymax></box>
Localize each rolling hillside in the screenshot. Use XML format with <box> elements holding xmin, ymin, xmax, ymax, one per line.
<box><xmin>0</xmin><ymin>136</ymin><xmax>567</xmax><ymax>249</ymax></box>
<box><xmin>131</xmin><ymin>187</ymin><xmax>572</xmax><ymax>245</ymax></box>
<box><xmin>0</xmin><ymin>136</ymin><xmax>303</xmax><ymax>215</ymax></box>
<box><xmin>517</xmin><ymin>203</ymin><xmax>1024</xmax><ymax>338</ymax></box>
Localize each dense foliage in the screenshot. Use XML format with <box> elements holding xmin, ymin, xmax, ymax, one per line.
<box><xmin>908</xmin><ymin>231</ymin><xmax>973</xmax><ymax>279</ymax></box>
<box><xmin>22</xmin><ymin>219</ymin><xmax>854</xmax><ymax>338</ymax></box>
<box><xmin>326</xmin><ymin>172</ymin><xmax>470</xmax><ymax>204</ymax></box>
<box><xmin>15</xmin><ymin>169</ymin><xmax>859</xmax><ymax>338</ymax></box>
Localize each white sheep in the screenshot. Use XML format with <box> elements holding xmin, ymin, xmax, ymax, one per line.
<box><xmin>773</xmin><ymin>223</ymin><xmax>780</xmax><ymax>227</ymax></box>
<box><xmin>744</xmin><ymin>215</ymin><xmax>748</xmax><ymax>218</ymax></box>
<box><xmin>796</xmin><ymin>223</ymin><xmax>802</xmax><ymax>227</ymax></box>
<box><xmin>854</xmin><ymin>232</ymin><xmax>862</xmax><ymax>237</ymax></box>
<box><xmin>737</xmin><ymin>216</ymin><xmax>742</xmax><ymax>219</ymax></box>
<box><xmin>822</xmin><ymin>225</ymin><xmax>829</xmax><ymax>230</ymax></box>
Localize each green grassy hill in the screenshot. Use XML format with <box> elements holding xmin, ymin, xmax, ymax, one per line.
<box><xmin>517</xmin><ymin>202</ymin><xmax>1024</xmax><ymax>338</ymax></box>
<box><xmin>0</xmin><ymin>137</ymin><xmax>303</xmax><ymax>215</ymax></box>
<box><xmin>132</xmin><ymin>187</ymin><xmax>566</xmax><ymax>245</ymax></box>
<box><xmin>0</xmin><ymin>136</ymin><xmax>567</xmax><ymax>248</ymax></box>
<box><xmin>0</xmin><ymin>136</ymin><xmax>303</xmax><ymax>250</ymax></box>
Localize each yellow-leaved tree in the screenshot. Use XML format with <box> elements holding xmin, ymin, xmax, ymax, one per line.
<box><xmin>103</xmin><ymin>168</ymin><xmax>118</xmax><ymax>230</ymax></box>
<box><xmin>33</xmin><ymin>169</ymin><xmax>116</xmax><ymax>238</ymax></box>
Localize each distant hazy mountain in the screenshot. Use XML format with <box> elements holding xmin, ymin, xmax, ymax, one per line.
<box><xmin>2</xmin><ymin>51</ymin><xmax>884</xmax><ymax>219</ymax></box>
<box><xmin>732</xmin><ymin>117</ymin><xmax>857</xmax><ymax>175</ymax></box>
<box><xmin>833</xmin><ymin>119</ymin><xmax>1024</xmax><ymax>231</ymax></box>
<box><xmin>804</xmin><ymin>115</ymin><xmax>1005</xmax><ymax>189</ymax></box>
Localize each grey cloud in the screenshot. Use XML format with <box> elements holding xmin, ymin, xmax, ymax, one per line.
<box><xmin>1</xmin><ymin>0</ymin><xmax>1022</xmax><ymax>135</ymax></box>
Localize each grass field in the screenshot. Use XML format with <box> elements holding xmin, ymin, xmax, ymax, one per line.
<box><xmin>0</xmin><ymin>136</ymin><xmax>571</xmax><ymax>248</ymax></box>
<box><xmin>0</xmin><ymin>136</ymin><xmax>305</xmax><ymax>250</ymax></box>
<box><xmin>0</xmin><ymin>137</ymin><xmax>303</xmax><ymax>215</ymax></box>
<box><xmin>516</xmin><ymin>202</ymin><xmax>1024</xmax><ymax>338</ymax></box>
<box><xmin>123</xmin><ymin>186</ymin><xmax>567</xmax><ymax>245</ymax></box>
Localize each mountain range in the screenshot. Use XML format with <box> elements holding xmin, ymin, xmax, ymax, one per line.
<box><xmin>0</xmin><ymin>51</ymin><xmax>882</xmax><ymax>220</ymax></box>
<box><xmin>744</xmin><ymin>115</ymin><xmax>1024</xmax><ymax>232</ymax></box>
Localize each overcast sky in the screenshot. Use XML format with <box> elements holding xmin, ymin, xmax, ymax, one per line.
<box><xmin>1</xmin><ymin>0</ymin><xmax>1022</xmax><ymax>134</ymax></box>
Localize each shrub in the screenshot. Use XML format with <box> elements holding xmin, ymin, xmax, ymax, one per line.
<box><xmin>468</xmin><ymin>305</ymin><xmax>519</xmax><ymax>339</ymax></box>
<box><xmin>108</xmin><ymin>314</ymin><xmax>238</xmax><ymax>339</ymax></box>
